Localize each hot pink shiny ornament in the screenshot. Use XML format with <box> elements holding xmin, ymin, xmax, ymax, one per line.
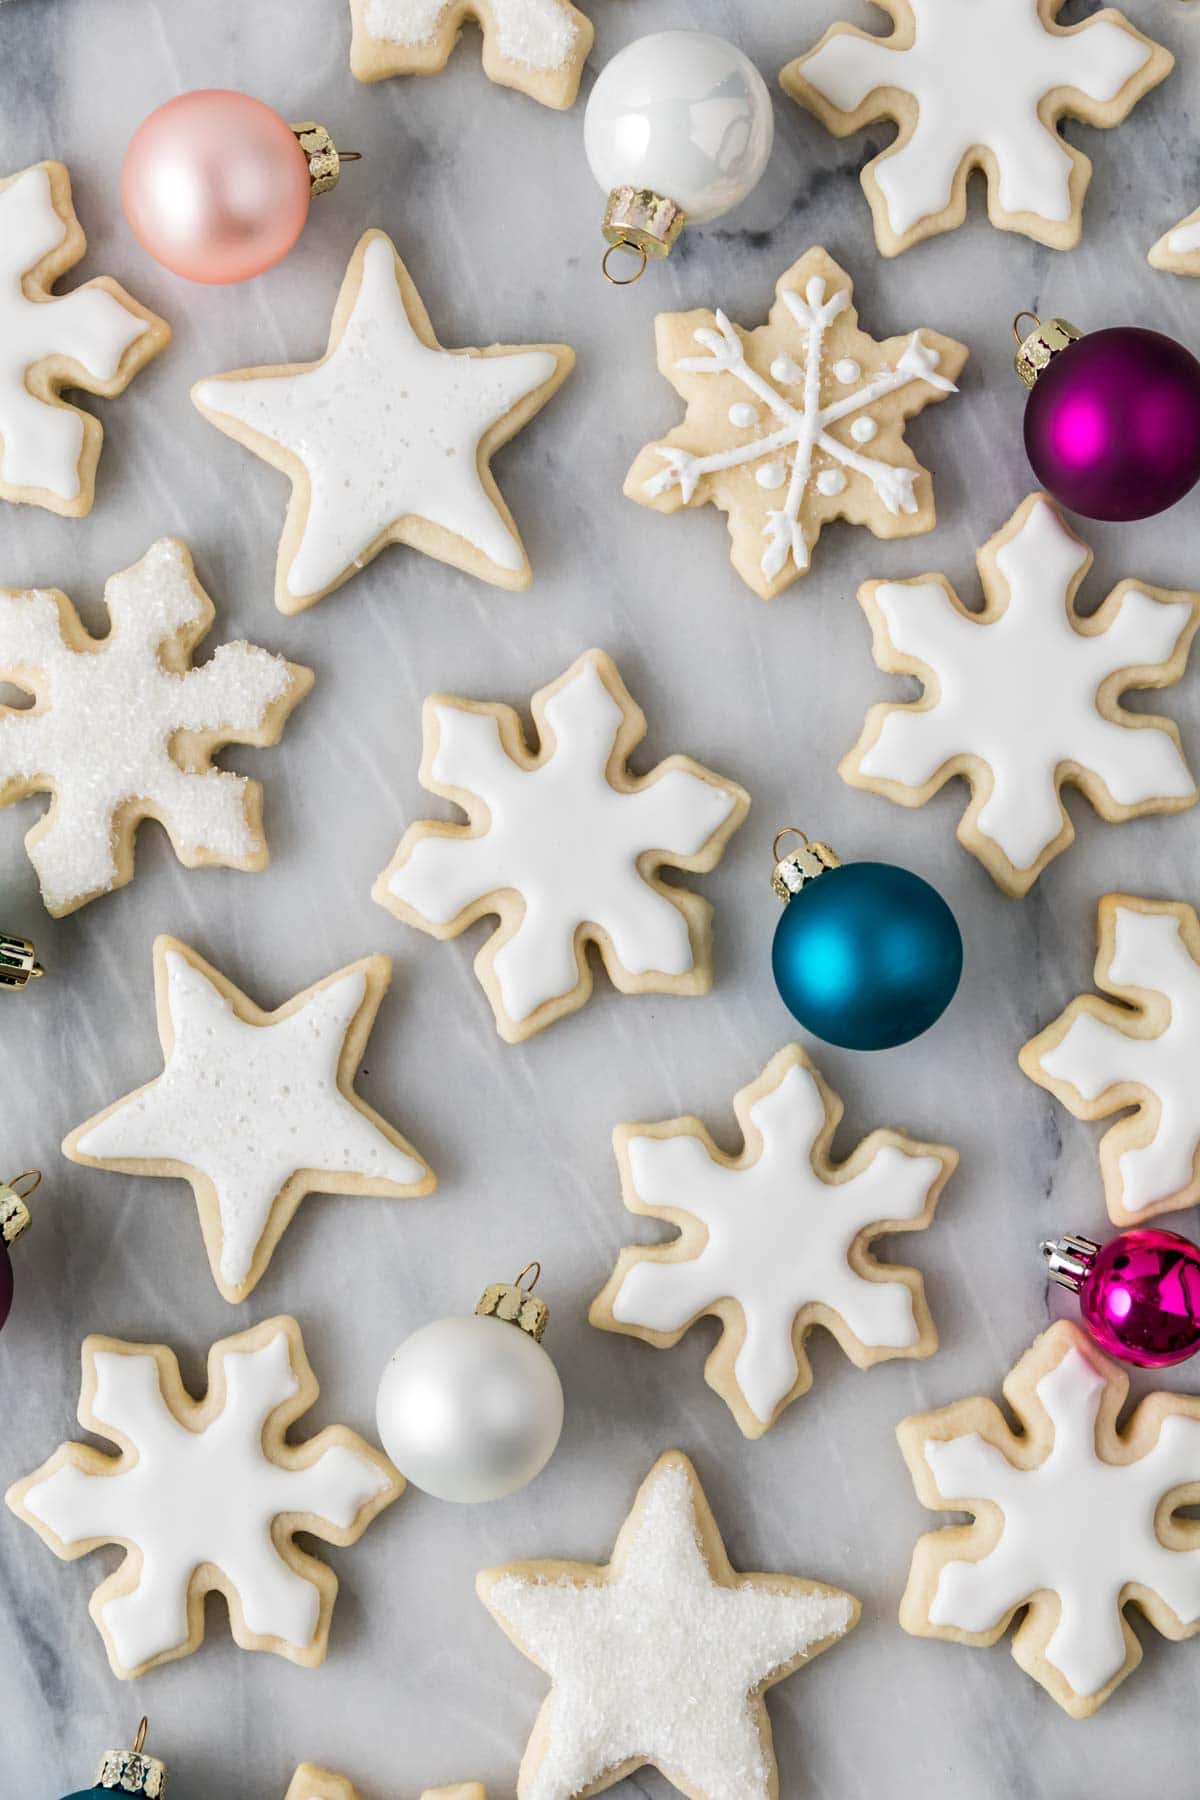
<box><xmin>0</xmin><ymin>1172</ymin><xmax>37</xmax><ymax>1336</ymax></box>
<box><xmin>121</xmin><ymin>90</ymin><xmax>314</xmax><ymax>284</ymax></box>
<box><xmin>1043</xmin><ymin>1228</ymin><xmax>1200</xmax><ymax>1367</ymax></box>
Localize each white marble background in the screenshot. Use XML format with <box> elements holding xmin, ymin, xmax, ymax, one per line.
<box><xmin>3</xmin><ymin>1</ymin><xmax>1200</xmax><ymax>1794</ymax></box>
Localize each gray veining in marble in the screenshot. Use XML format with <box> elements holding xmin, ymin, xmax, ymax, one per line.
<box><xmin>2</xmin><ymin>1</ymin><xmax>1200</xmax><ymax>1794</ymax></box>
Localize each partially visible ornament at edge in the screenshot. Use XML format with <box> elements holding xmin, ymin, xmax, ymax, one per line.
<box><xmin>60</xmin><ymin>1717</ymin><xmax>167</xmax><ymax>1799</ymax></box>
<box><xmin>1043</xmin><ymin>1228</ymin><xmax>1200</xmax><ymax>1368</ymax></box>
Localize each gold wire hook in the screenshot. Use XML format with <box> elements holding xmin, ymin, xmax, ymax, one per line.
<box><xmin>339</xmin><ymin>150</ymin><xmax>363</xmax><ymax>162</ymax></box>
<box><xmin>602</xmin><ymin>239</ymin><xmax>648</xmax><ymax>287</ymax></box>
<box><xmin>132</xmin><ymin>1718</ymin><xmax>149</xmax><ymax>1755</ymax></box>
<box><xmin>514</xmin><ymin>1261</ymin><xmax>542</xmax><ymax>1292</ymax></box>
<box><xmin>1012</xmin><ymin>310</ymin><xmax>1042</xmax><ymax>345</ymax></box>
<box><xmin>8</xmin><ymin>1170</ymin><xmax>40</xmax><ymax>1199</ymax></box>
<box><xmin>772</xmin><ymin>827</ymin><xmax>810</xmax><ymax>863</ymax></box>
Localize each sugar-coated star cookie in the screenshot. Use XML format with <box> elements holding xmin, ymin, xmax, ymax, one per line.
<box><xmin>898</xmin><ymin>1320</ymin><xmax>1200</xmax><ymax>1717</ymax></box>
<box><xmin>63</xmin><ymin>937</ymin><xmax>435</xmax><ymax>1304</ymax></box>
<box><xmin>374</xmin><ymin>649</ymin><xmax>749</xmax><ymax>1042</ymax></box>
<box><xmin>349</xmin><ymin>0</ymin><xmax>593</xmax><ymax>109</ymax></box>
<box><xmin>0</xmin><ymin>161</ymin><xmax>170</xmax><ymax>514</ymax></box>
<box><xmin>6</xmin><ymin>1316</ymin><xmax>402</xmax><ymax>1681</ymax></box>
<box><xmin>478</xmin><ymin>1450</ymin><xmax>858</xmax><ymax>1800</ymax></box>
<box><xmin>193</xmin><ymin>231</ymin><xmax>573</xmax><ymax>613</ymax></box>
<box><xmin>783</xmin><ymin>0</ymin><xmax>1172</xmax><ymax>256</ymax></box>
<box><xmin>1149</xmin><ymin>205</ymin><xmax>1200</xmax><ymax>276</ymax></box>
<box><xmin>287</xmin><ymin>1768</ymin><xmax>484</xmax><ymax>1800</ymax></box>
<box><xmin>0</xmin><ymin>538</ymin><xmax>312</xmax><ymax>916</ymax></box>
<box><xmin>842</xmin><ymin>494</ymin><xmax>1200</xmax><ymax>896</ymax></box>
<box><xmin>591</xmin><ymin>1044</ymin><xmax>956</xmax><ymax>1438</ymax></box>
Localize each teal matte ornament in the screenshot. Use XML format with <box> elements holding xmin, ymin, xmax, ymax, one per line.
<box><xmin>61</xmin><ymin>1719</ymin><xmax>168</xmax><ymax>1799</ymax></box>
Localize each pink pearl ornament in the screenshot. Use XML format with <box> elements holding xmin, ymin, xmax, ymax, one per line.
<box><xmin>1043</xmin><ymin>1228</ymin><xmax>1200</xmax><ymax>1367</ymax></box>
<box><xmin>121</xmin><ymin>91</ymin><xmax>359</xmax><ymax>285</ymax></box>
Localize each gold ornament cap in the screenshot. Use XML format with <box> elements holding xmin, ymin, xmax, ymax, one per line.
<box><xmin>1013</xmin><ymin>311</ymin><xmax>1083</xmax><ymax>390</ymax></box>
<box><xmin>771</xmin><ymin>829</ymin><xmax>842</xmax><ymax>901</ymax></box>
<box><xmin>290</xmin><ymin>121</ymin><xmax>362</xmax><ymax>198</ymax></box>
<box><xmin>477</xmin><ymin>1261</ymin><xmax>549</xmax><ymax>1343</ymax></box>
<box><xmin>601</xmin><ymin>186</ymin><xmax>686</xmax><ymax>285</ymax></box>
<box><xmin>0</xmin><ymin>1170</ymin><xmax>38</xmax><ymax>1246</ymax></box>
<box><xmin>95</xmin><ymin>1719</ymin><xmax>167</xmax><ymax>1796</ymax></box>
<box><xmin>0</xmin><ymin>931</ymin><xmax>43</xmax><ymax>992</ymax></box>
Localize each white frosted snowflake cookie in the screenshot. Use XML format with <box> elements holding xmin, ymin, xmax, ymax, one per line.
<box><xmin>782</xmin><ymin>0</ymin><xmax>1172</xmax><ymax>256</ymax></box>
<box><xmin>0</xmin><ymin>161</ymin><xmax>170</xmax><ymax>514</ymax></box>
<box><xmin>349</xmin><ymin>0</ymin><xmax>593</xmax><ymax>109</ymax></box>
<box><xmin>287</xmin><ymin>1770</ymin><xmax>484</xmax><ymax>1800</ymax></box>
<box><xmin>193</xmin><ymin>231</ymin><xmax>573</xmax><ymax>613</ymax></box>
<box><xmin>477</xmin><ymin>1450</ymin><xmax>858</xmax><ymax>1800</ymax></box>
<box><xmin>1150</xmin><ymin>205</ymin><xmax>1200</xmax><ymax>276</ymax></box>
<box><xmin>842</xmin><ymin>493</ymin><xmax>1200</xmax><ymax>896</ymax></box>
<box><xmin>624</xmin><ymin>247</ymin><xmax>966</xmax><ymax>600</ymax></box>
<box><xmin>591</xmin><ymin>1044</ymin><xmax>956</xmax><ymax>1438</ymax></box>
<box><xmin>898</xmin><ymin>1320</ymin><xmax>1200</xmax><ymax>1717</ymax></box>
<box><xmin>374</xmin><ymin>649</ymin><xmax>749</xmax><ymax>1042</ymax></box>
<box><xmin>6</xmin><ymin>1316</ymin><xmax>402</xmax><ymax>1680</ymax></box>
<box><xmin>63</xmin><ymin>936</ymin><xmax>435</xmax><ymax>1304</ymax></box>
<box><xmin>0</xmin><ymin>538</ymin><xmax>312</xmax><ymax>916</ymax></box>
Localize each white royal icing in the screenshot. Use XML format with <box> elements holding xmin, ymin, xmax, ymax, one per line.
<box><xmin>609</xmin><ymin>1059</ymin><xmax>945</xmax><ymax>1428</ymax></box>
<box><xmin>855</xmin><ymin>497</ymin><xmax>1197</xmax><ymax>875</ymax></box>
<box><xmin>194</xmin><ymin>235</ymin><xmax>559</xmax><ymax>600</ymax></box>
<box><xmin>483</xmin><ymin>1457</ymin><xmax>855</xmax><ymax>1800</ymax></box>
<box><xmin>1166</xmin><ymin>212</ymin><xmax>1200</xmax><ymax>258</ymax></box>
<box><xmin>0</xmin><ymin>539</ymin><xmax>296</xmax><ymax>913</ymax></box>
<box><xmin>643</xmin><ymin>272</ymin><xmax>956</xmax><ymax>582</ymax></box>
<box><xmin>384</xmin><ymin>655</ymin><xmax>743</xmax><ymax>1027</ymax></box>
<box><xmin>19</xmin><ymin>1325</ymin><xmax>393</xmax><ymax>1674</ymax></box>
<box><xmin>797</xmin><ymin>0</ymin><xmax>1156</xmax><ymax>238</ymax></box>
<box><xmin>74</xmin><ymin>949</ymin><xmax>426</xmax><ymax>1289</ymax></box>
<box><xmin>363</xmin><ymin>0</ymin><xmax>578</xmax><ymax>70</ymax></box>
<box><xmin>924</xmin><ymin>1345</ymin><xmax>1200</xmax><ymax>1699</ymax></box>
<box><xmin>1038</xmin><ymin>903</ymin><xmax>1200</xmax><ymax>1215</ymax></box>
<box><xmin>0</xmin><ymin>164</ymin><xmax>150</xmax><ymax>500</ymax></box>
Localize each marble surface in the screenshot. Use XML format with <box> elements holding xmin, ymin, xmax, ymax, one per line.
<box><xmin>3</xmin><ymin>1</ymin><xmax>1200</xmax><ymax>1794</ymax></box>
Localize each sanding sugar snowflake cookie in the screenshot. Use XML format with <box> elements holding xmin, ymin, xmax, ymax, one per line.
<box><xmin>590</xmin><ymin>1044</ymin><xmax>956</xmax><ymax>1439</ymax></box>
<box><xmin>624</xmin><ymin>248</ymin><xmax>966</xmax><ymax>601</ymax></box>
<box><xmin>63</xmin><ymin>936</ymin><xmax>435</xmax><ymax>1304</ymax></box>
<box><xmin>374</xmin><ymin>649</ymin><xmax>749</xmax><ymax>1042</ymax></box>
<box><xmin>782</xmin><ymin>0</ymin><xmax>1172</xmax><ymax>256</ymax></box>
<box><xmin>349</xmin><ymin>0</ymin><xmax>593</xmax><ymax>108</ymax></box>
<box><xmin>1150</xmin><ymin>205</ymin><xmax>1200</xmax><ymax>276</ymax></box>
<box><xmin>842</xmin><ymin>493</ymin><xmax>1200</xmax><ymax>897</ymax></box>
<box><xmin>287</xmin><ymin>1770</ymin><xmax>484</xmax><ymax>1800</ymax></box>
<box><xmin>477</xmin><ymin>1450</ymin><xmax>858</xmax><ymax>1800</ymax></box>
<box><xmin>0</xmin><ymin>161</ymin><xmax>170</xmax><ymax>514</ymax></box>
<box><xmin>898</xmin><ymin>1319</ymin><xmax>1200</xmax><ymax>1717</ymax></box>
<box><xmin>5</xmin><ymin>1316</ymin><xmax>402</xmax><ymax>1680</ymax></box>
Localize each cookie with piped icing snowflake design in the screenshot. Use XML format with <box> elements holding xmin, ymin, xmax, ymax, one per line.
<box><xmin>349</xmin><ymin>0</ymin><xmax>592</xmax><ymax>108</ymax></box>
<box><xmin>0</xmin><ymin>538</ymin><xmax>312</xmax><ymax>917</ymax></box>
<box><xmin>478</xmin><ymin>1450</ymin><xmax>858</xmax><ymax>1800</ymax></box>
<box><xmin>1150</xmin><ymin>205</ymin><xmax>1200</xmax><ymax>276</ymax></box>
<box><xmin>6</xmin><ymin>1316</ymin><xmax>402</xmax><ymax>1680</ymax></box>
<box><xmin>0</xmin><ymin>161</ymin><xmax>170</xmax><ymax>514</ymax></box>
<box><xmin>1021</xmin><ymin>894</ymin><xmax>1200</xmax><ymax>1226</ymax></box>
<box><xmin>624</xmin><ymin>248</ymin><xmax>966</xmax><ymax>600</ymax></box>
<box><xmin>782</xmin><ymin>0</ymin><xmax>1172</xmax><ymax>256</ymax></box>
<box><xmin>898</xmin><ymin>1319</ymin><xmax>1200</xmax><ymax>1717</ymax></box>
<box><xmin>287</xmin><ymin>1769</ymin><xmax>484</xmax><ymax>1800</ymax></box>
<box><xmin>63</xmin><ymin>936</ymin><xmax>435</xmax><ymax>1304</ymax></box>
<box><xmin>841</xmin><ymin>493</ymin><xmax>1200</xmax><ymax>896</ymax></box>
<box><xmin>193</xmin><ymin>230</ymin><xmax>573</xmax><ymax>613</ymax></box>
<box><xmin>374</xmin><ymin>649</ymin><xmax>749</xmax><ymax>1042</ymax></box>
<box><xmin>590</xmin><ymin>1044</ymin><xmax>956</xmax><ymax>1439</ymax></box>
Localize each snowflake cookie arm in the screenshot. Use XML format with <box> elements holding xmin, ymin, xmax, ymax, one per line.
<box><xmin>348</xmin><ymin>0</ymin><xmax>593</xmax><ymax>108</ymax></box>
<box><xmin>287</xmin><ymin>1768</ymin><xmax>486</xmax><ymax>1800</ymax></box>
<box><xmin>782</xmin><ymin>0</ymin><xmax>1173</xmax><ymax>256</ymax></box>
<box><xmin>1150</xmin><ymin>205</ymin><xmax>1200</xmax><ymax>277</ymax></box>
<box><xmin>5</xmin><ymin>1318</ymin><xmax>402</xmax><ymax>1679</ymax></box>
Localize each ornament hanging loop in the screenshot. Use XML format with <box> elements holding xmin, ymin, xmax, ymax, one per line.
<box><xmin>1012</xmin><ymin>310</ymin><xmax>1042</xmax><ymax>346</ymax></box>
<box><xmin>514</xmin><ymin>1260</ymin><xmax>542</xmax><ymax>1292</ymax></box>
<box><xmin>602</xmin><ymin>239</ymin><xmax>649</xmax><ymax>286</ymax></box>
<box><xmin>772</xmin><ymin>826</ymin><xmax>810</xmax><ymax>863</ymax></box>
<box><xmin>133</xmin><ymin>1717</ymin><xmax>149</xmax><ymax>1756</ymax></box>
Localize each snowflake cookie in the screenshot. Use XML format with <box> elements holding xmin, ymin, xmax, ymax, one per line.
<box><xmin>193</xmin><ymin>231</ymin><xmax>573</xmax><ymax>613</ymax></box>
<box><xmin>374</xmin><ymin>649</ymin><xmax>749</xmax><ymax>1042</ymax></box>
<box><xmin>624</xmin><ymin>248</ymin><xmax>966</xmax><ymax>600</ymax></box>
<box><xmin>0</xmin><ymin>161</ymin><xmax>170</xmax><ymax>514</ymax></box>
<box><xmin>1020</xmin><ymin>894</ymin><xmax>1200</xmax><ymax>1226</ymax></box>
<box><xmin>63</xmin><ymin>936</ymin><xmax>435</xmax><ymax>1304</ymax></box>
<box><xmin>349</xmin><ymin>0</ymin><xmax>593</xmax><ymax>109</ymax></box>
<box><xmin>287</xmin><ymin>1770</ymin><xmax>484</xmax><ymax>1800</ymax></box>
<box><xmin>5</xmin><ymin>1316</ymin><xmax>402</xmax><ymax>1680</ymax></box>
<box><xmin>782</xmin><ymin>0</ymin><xmax>1172</xmax><ymax>256</ymax></box>
<box><xmin>842</xmin><ymin>493</ymin><xmax>1200</xmax><ymax>897</ymax></box>
<box><xmin>477</xmin><ymin>1450</ymin><xmax>858</xmax><ymax>1800</ymax></box>
<box><xmin>1149</xmin><ymin>205</ymin><xmax>1200</xmax><ymax>277</ymax></box>
<box><xmin>898</xmin><ymin>1319</ymin><xmax>1200</xmax><ymax>1716</ymax></box>
<box><xmin>590</xmin><ymin>1044</ymin><xmax>956</xmax><ymax>1438</ymax></box>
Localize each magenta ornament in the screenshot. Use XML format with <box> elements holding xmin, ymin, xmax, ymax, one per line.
<box><xmin>1043</xmin><ymin>1228</ymin><xmax>1200</xmax><ymax>1367</ymax></box>
<box><xmin>0</xmin><ymin>1171</ymin><xmax>36</xmax><ymax>1335</ymax></box>
<box><xmin>0</xmin><ymin>1238</ymin><xmax>12</xmax><ymax>1334</ymax></box>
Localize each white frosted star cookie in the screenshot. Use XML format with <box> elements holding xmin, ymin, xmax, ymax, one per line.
<box><xmin>1150</xmin><ymin>205</ymin><xmax>1200</xmax><ymax>276</ymax></box>
<box><xmin>193</xmin><ymin>230</ymin><xmax>573</xmax><ymax>613</ymax></box>
<box><xmin>842</xmin><ymin>493</ymin><xmax>1200</xmax><ymax>896</ymax></box>
<box><xmin>0</xmin><ymin>161</ymin><xmax>170</xmax><ymax>514</ymax></box>
<box><xmin>63</xmin><ymin>937</ymin><xmax>435</xmax><ymax>1304</ymax></box>
<box><xmin>374</xmin><ymin>649</ymin><xmax>749</xmax><ymax>1042</ymax></box>
<box><xmin>287</xmin><ymin>1769</ymin><xmax>484</xmax><ymax>1800</ymax></box>
<box><xmin>477</xmin><ymin>1450</ymin><xmax>858</xmax><ymax>1800</ymax></box>
<box><xmin>6</xmin><ymin>1316</ymin><xmax>402</xmax><ymax>1680</ymax></box>
<box><xmin>898</xmin><ymin>1320</ymin><xmax>1200</xmax><ymax>1717</ymax></box>
<box><xmin>349</xmin><ymin>0</ymin><xmax>593</xmax><ymax>109</ymax></box>
<box><xmin>783</xmin><ymin>0</ymin><xmax>1172</xmax><ymax>256</ymax></box>
<box><xmin>624</xmin><ymin>247</ymin><xmax>966</xmax><ymax>600</ymax></box>
<box><xmin>591</xmin><ymin>1044</ymin><xmax>956</xmax><ymax>1438</ymax></box>
<box><xmin>0</xmin><ymin>538</ymin><xmax>312</xmax><ymax>916</ymax></box>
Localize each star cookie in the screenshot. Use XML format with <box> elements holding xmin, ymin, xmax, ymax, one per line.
<box><xmin>1150</xmin><ymin>205</ymin><xmax>1200</xmax><ymax>276</ymax></box>
<box><xmin>287</xmin><ymin>1770</ymin><xmax>484</xmax><ymax>1800</ymax></box>
<box><xmin>349</xmin><ymin>0</ymin><xmax>593</xmax><ymax>109</ymax></box>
